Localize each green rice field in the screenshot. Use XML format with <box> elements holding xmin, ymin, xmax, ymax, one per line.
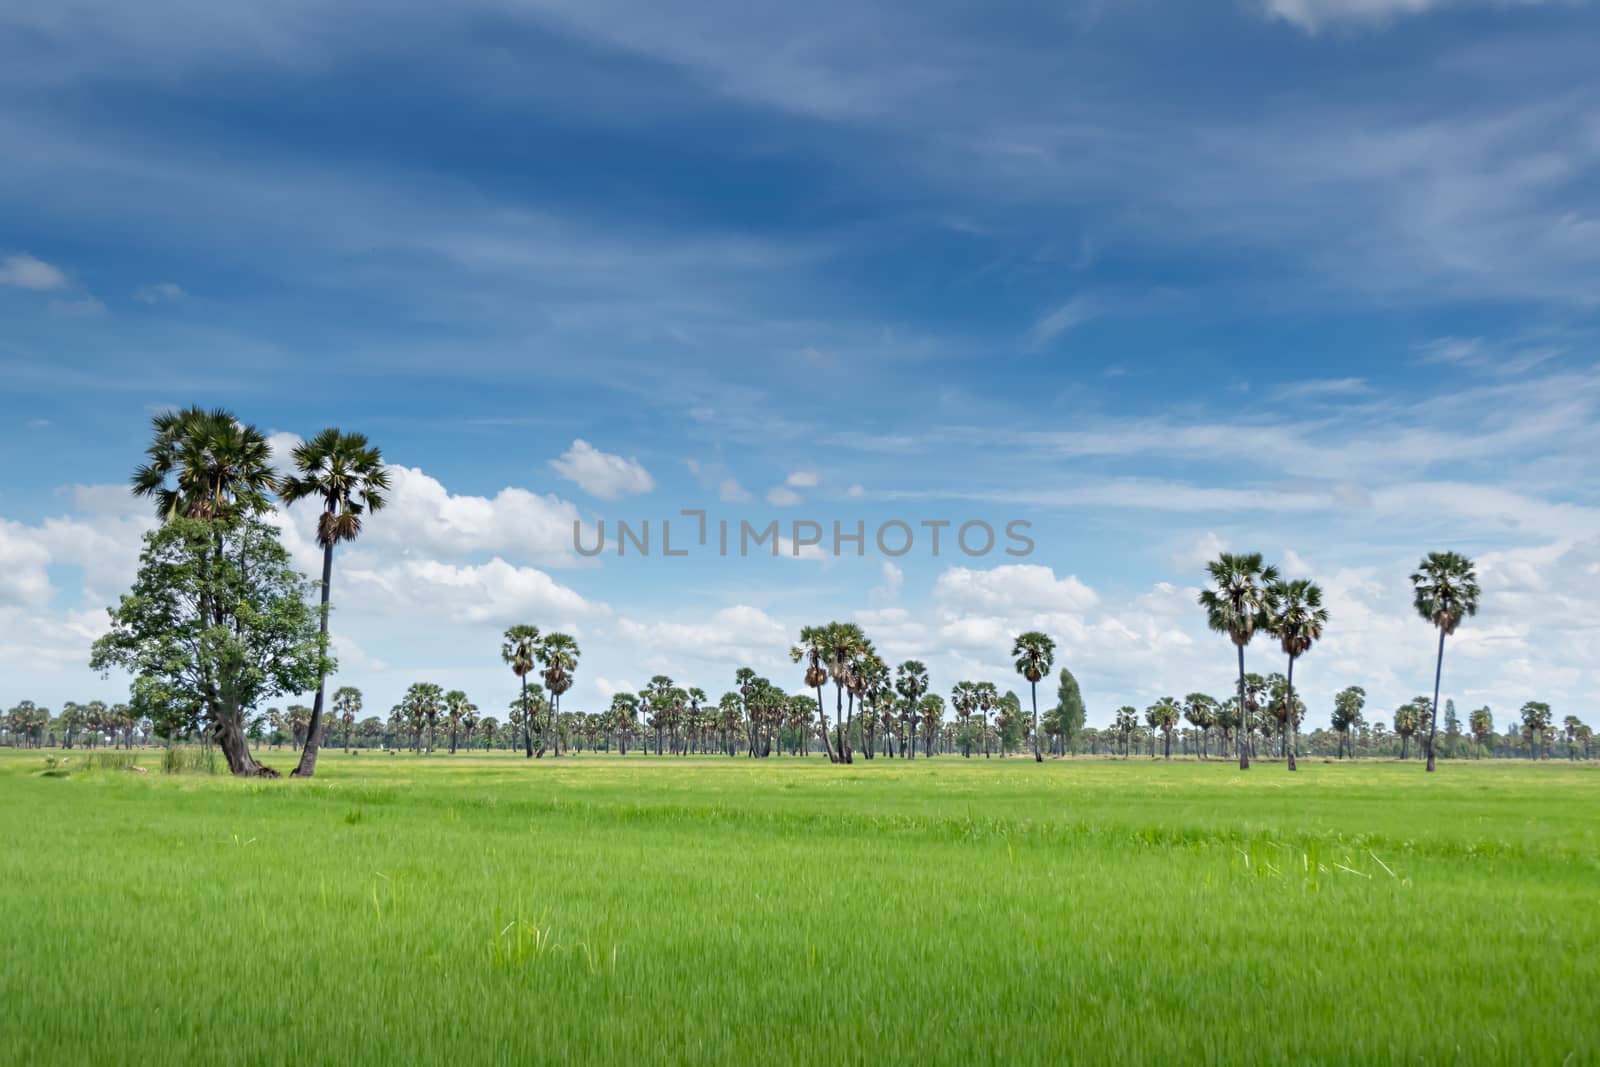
<box><xmin>2</xmin><ymin>750</ymin><xmax>1596</xmax><ymax>1065</ymax></box>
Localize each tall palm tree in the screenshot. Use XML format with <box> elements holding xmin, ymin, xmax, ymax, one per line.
<box><xmin>823</xmin><ymin>622</ymin><xmax>868</xmax><ymax>763</ymax></box>
<box><xmin>1331</xmin><ymin>686</ymin><xmax>1365</xmax><ymax>760</ymax></box>
<box><xmin>1410</xmin><ymin>551</ymin><xmax>1480</xmax><ymax>773</ymax></box>
<box><xmin>1011</xmin><ymin>632</ymin><xmax>1055</xmax><ymax>763</ymax></box>
<box><xmin>1519</xmin><ymin>701</ymin><xmax>1552</xmax><ymax>759</ymax></box>
<box><xmin>1182</xmin><ymin>694</ymin><xmax>1217</xmax><ymax>759</ymax></box>
<box><xmin>790</xmin><ymin>627</ymin><xmax>838</xmax><ymax>762</ymax></box>
<box><xmin>1393</xmin><ymin>698</ymin><xmax>1424</xmax><ymax>760</ymax></box>
<box><xmin>1199</xmin><ymin>552</ymin><xmax>1279</xmax><ymax>771</ymax></box>
<box><xmin>1148</xmin><ymin>697</ymin><xmax>1180</xmax><ymax>759</ymax></box>
<box><xmin>279</xmin><ymin>428</ymin><xmax>390</xmax><ymax>778</ymax></box>
<box><xmin>444</xmin><ymin>690</ymin><xmax>474</xmax><ymax>754</ymax></box>
<box><xmin>1266</xmin><ymin>578</ymin><xmax>1328</xmax><ymax>772</ymax></box>
<box><xmin>333</xmin><ymin>686</ymin><xmax>362</xmax><ymax>752</ymax></box>
<box><xmin>501</xmin><ymin>625</ymin><xmax>541</xmax><ymax>758</ymax></box>
<box><xmin>894</xmin><ymin>660</ymin><xmax>929</xmax><ymax>761</ymax></box>
<box><xmin>1468</xmin><ymin>706</ymin><xmax>1494</xmax><ymax>759</ymax></box>
<box><xmin>537</xmin><ymin>633</ymin><xmax>580</xmax><ymax>757</ymax></box>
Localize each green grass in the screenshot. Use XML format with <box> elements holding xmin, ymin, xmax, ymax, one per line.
<box><xmin>3</xmin><ymin>750</ymin><xmax>1596</xmax><ymax>1065</ymax></box>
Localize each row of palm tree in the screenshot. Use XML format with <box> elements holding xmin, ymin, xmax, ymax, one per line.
<box><xmin>95</xmin><ymin>407</ymin><xmax>1516</xmax><ymax>778</ymax></box>
<box><xmin>1198</xmin><ymin>549</ymin><xmax>1479</xmax><ymax>773</ymax></box>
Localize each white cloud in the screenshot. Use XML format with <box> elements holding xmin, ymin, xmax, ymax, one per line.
<box><xmin>134</xmin><ymin>282</ymin><xmax>187</xmax><ymax>303</ymax></box>
<box><xmin>719</xmin><ymin>478</ymin><xmax>752</xmax><ymax>503</ymax></box>
<box><xmin>1031</xmin><ymin>295</ymin><xmax>1099</xmax><ymax>344</ymax></box>
<box><xmin>616</xmin><ymin>605</ymin><xmax>789</xmax><ymax>666</ymax></box>
<box><xmin>548</xmin><ymin>439</ymin><xmax>655</xmax><ymax>500</ymax></box>
<box><xmin>935</xmin><ymin>564</ymin><xmax>1100</xmax><ymax>615</ymax></box>
<box><xmin>1262</xmin><ymin>0</ymin><xmax>1560</xmax><ymax>32</ymax></box>
<box><xmin>767</xmin><ymin>486</ymin><xmax>803</xmax><ymax>507</ymax></box>
<box><xmin>872</xmin><ymin>560</ymin><xmax>903</xmax><ymax>601</ymax></box>
<box><xmin>846</xmin><ymin>484</ymin><xmax>865</xmax><ymax>498</ymax></box>
<box><xmin>0</xmin><ymin>253</ymin><xmax>67</xmax><ymax>290</ymax></box>
<box><xmin>47</xmin><ymin>296</ymin><xmax>106</xmax><ymax>318</ymax></box>
<box><xmin>786</xmin><ymin>470</ymin><xmax>819</xmax><ymax>488</ymax></box>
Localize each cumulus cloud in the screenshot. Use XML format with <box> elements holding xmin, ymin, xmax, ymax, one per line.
<box><xmin>0</xmin><ymin>253</ymin><xmax>67</xmax><ymax>290</ymax></box>
<box><xmin>719</xmin><ymin>478</ymin><xmax>752</xmax><ymax>503</ymax></box>
<box><xmin>548</xmin><ymin>439</ymin><xmax>655</xmax><ymax>500</ymax></box>
<box><xmin>767</xmin><ymin>486</ymin><xmax>803</xmax><ymax>507</ymax></box>
<box><xmin>786</xmin><ymin>470</ymin><xmax>819</xmax><ymax>488</ymax></box>
<box><xmin>935</xmin><ymin>564</ymin><xmax>1100</xmax><ymax>615</ymax></box>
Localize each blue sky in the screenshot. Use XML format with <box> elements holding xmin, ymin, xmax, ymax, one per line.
<box><xmin>3</xmin><ymin>0</ymin><xmax>1599</xmax><ymax>729</ymax></box>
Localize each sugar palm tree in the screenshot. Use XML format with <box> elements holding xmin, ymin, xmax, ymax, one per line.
<box><xmin>1468</xmin><ymin>706</ymin><xmax>1494</xmax><ymax>759</ymax></box>
<box><xmin>278</xmin><ymin>428</ymin><xmax>389</xmax><ymax>778</ymax></box>
<box><xmin>501</xmin><ymin>624</ymin><xmax>541</xmax><ymax>758</ymax></box>
<box><xmin>1011</xmin><ymin>632</ymin><xmax>1055</xmax><ymax>763</ymax></box>
<box><xmin>1265</xmin><ymin>578</ymin><xmax>1328</xmax><ymax>772</ymax></box>
<box><xmin>790</xmin><ymin>627</ymin><xmax>838</xmax><ymax>762</ymax></box>
<box><xmin>1410</xmin><ymin>551</ymin><xmax>1480</xmax><ymax>773</ymax></box>
<box><xmin>333</xmin><ymin>686</ymin><xmax>362</xmax><ymax>752</ymax></box>
<box><xmin>1331</xmin><ymin>686</ymin><xmax>1365</xmax><ymax>760</ymax></box>
<box><xmin>537</xmin><ymin>633</ymin><xmax>580</xmax><ymax>757</ymax></box>
<box><xmin>132</xmin><ymin>406</ymin><xmax>276</xmax><ymax>523</ymax></box>
<box><xmin>1393</xmin><ymin>698</ymin><xmax>1425</xmax><ymax>760</ymax></box>
<box><xmin>824</xmin><ymin>622</ymin><xmax>868</xmax><ymax>763</ymax></box>
<box><xmin>1149</xmin><ymin>697</ymin><xmax>1181</xmax><ymax>759</ymax></box>
<box><xmin>1199</xmin><ymin>552</ymin><xmax>1279</xmax><ymax>770</ymax></box>
<box><xmin>894</xmin><ymin>660</ymin><xmax>929</xmax><ymax>760</ymax></box>
<box><xmin>1519</xmin><ymin>701</ymin><xmax>1552</xmax><ymax>759</ymax></box>
<box><xmin>444</xmin><ymin>690</ymin><xmax>474</xmax><ymax>754</ymax></box>
<box><xmin>1182</xmin><ymin>693</ymin><xmax>1217</xmax><ymax>759</ymax></box>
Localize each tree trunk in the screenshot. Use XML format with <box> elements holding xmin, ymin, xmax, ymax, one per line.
<box><xmin>817</xmin><ymin>687</ymin><xmax>838</xmax><ymax>763</ymax></box>
<box><xmin>523</xmin><ymin>676</ymin><xmax>534</xmax><ymax>758</ymax></box>
<box><xmin>215</xmin><ymin>708</ymin><xmax>278</xmax><ymax>777</ymax></box>
<box><xmin>1030</xmin><ymin>680</ymin><xmax>1042</xmax><ymax>762</ymax></box>
<box><xmin>1285</xmin><ymin>653</ymin><xmax>1298</xmax><ymax>772</ymax></box>
<box><xmin>1426</xmin><ymin>628</ymin><xmax>1445</xmax><ymax>773</ymax></box>
<box><xmin>1236</xmin><ymin>643</ymin><xmax>1250</xmax><ymax>770</ymax></box>
<box><xmin>292</xmin><ymin>540</ymin><xmax>336</xmax><ymax>778</ymax></box>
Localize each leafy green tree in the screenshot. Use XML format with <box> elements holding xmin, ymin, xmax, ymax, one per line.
<box><xmin>1442</xmin><ymin>700</ymin><xmax>1463</xmax><ymax>759</ymax></box>
<box><xmin>278</xmin><ymin>428</ymin><xmax>389</xmax><ymax>778</ymax></box>
<box><xmin>1011</xmin><ymin>632</ymin><xmax>1055</xmax><ymax>763</ymax></box>
<box><xmin>90</xmin><ymin>516</ymin><xmax>325</xmax><ymax>776</ymax></box>
<box><xmin>501</xmin><ymin>625</ymin><xmax>541</xmax><ymax>758</ymax></box>
<box><xmin>1051</xmin><ymin>667</ymin><xmax>1087</xmax><ymax>756</ymax></box>
<box><xmin>1199</xmin><ymin>552</ymin><xmax>1279</xmax><ymax>770</ymax></box>
<box><xmin>1411</xmin><ymin>551</ymin><xmax>1480</xmax><ymax>772</ymax></box>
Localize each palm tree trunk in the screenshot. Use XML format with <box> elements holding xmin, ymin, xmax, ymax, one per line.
<box><xmin>1426</xmin><ymin>628</ymin><xmax>1445</xmax><ymax>773</ymax></box>
<box><xmin>1236</xmin><ymin>643</ymin><xmax>1250</xmax><ymax>771</ymax></box>
<box><xmin>817</xmin><ymin>687</ymin><xmax>838</xmax><ymax>763</ymax></box>
<box><xmin>1285</xmin><ymin>653</ymin><xmax>1298</xmax><ymax>772</ymax></box>
<box><xmin>522</xmin><ymin>676</ymin><xmax>533</xmax><ymax>758</ymax></box>
<box><xmin>291</xmin><ymin>540</ymin><xmax>336</xmax><ymax>778</ymax></box>
<box><xmin>1030</xmin><ymin>681</ymin><xmax>1042</xmax><ymax>762</ymax></box>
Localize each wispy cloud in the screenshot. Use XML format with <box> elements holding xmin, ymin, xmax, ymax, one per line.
<box><xmin>0</xmin><ymin>253</ymin><xmax>66</xmax><ymax>290</ymax></box>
